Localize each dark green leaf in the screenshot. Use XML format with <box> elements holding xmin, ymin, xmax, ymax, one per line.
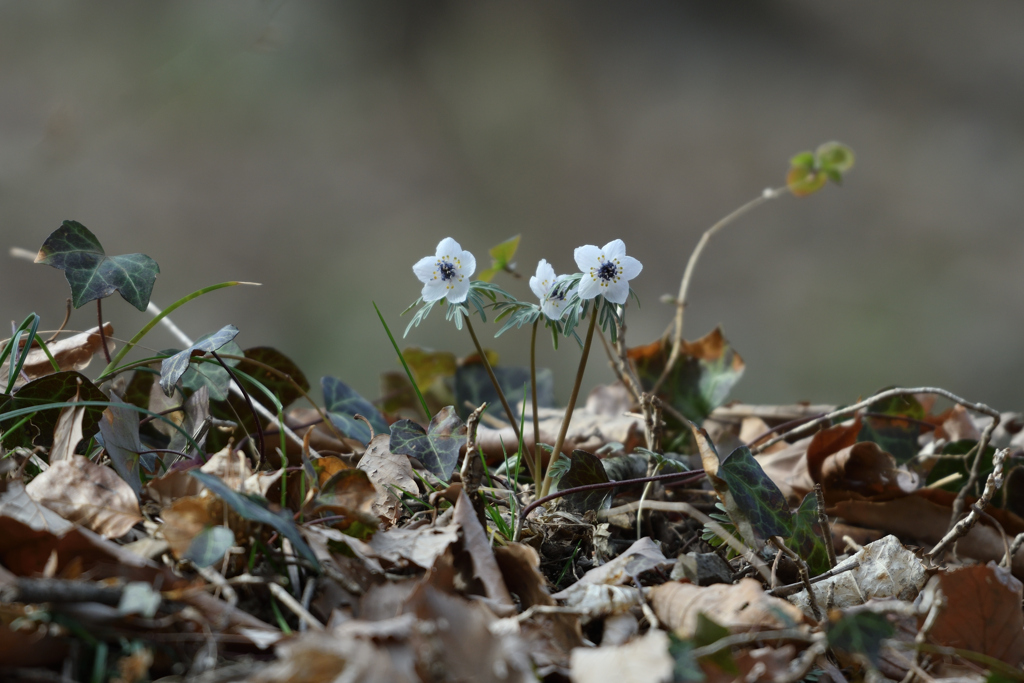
<box><xmin>668</xmin><ymin>635</ymin><xmax>706</xmax><ymax>682</ymax></box>
<box><xmin>717</xmin><ymin>446</ymin><xmax>792</xmax><ymax>540</ymax></box>
<box><xmin>190</xmin><ymin>470</ymin><xmax>319</xmax><ymax>570</ymax></box>
<box><xmin>0</xmin><ymin>371</ymin><xmax>107</xmax><ymax>448</ymax></box>
<box><xmin>694</xmin><ymin>613</ymin><xmax>737</xmax><ymax>675</ymax></box>
<box><xmin>786</xmin><ymin>492</ymin><xmax>831</xmax><ymax>576</ymax></box>
<box><xmin>235</xmin><ymin>347</ymin><xmax>310</xmax><ymax>410</ymax></box>
<box><xmin>159</xmin><ymin>325</ymin><xmax>240</xmax><ymax>397</ymax></box>
<box><xmin>599</xmin><ymin>454</ymin><xmax>650</xmax><ymax>482</ymax></box>
<box><xmin>827</xmin><ymin>611</ymin><xmax>893</xmax><ymax>666</ymax></box>
<box><xmin>454</xmin><ymin>362</ymin><xmax>554</xmax><ymax>421</ymax></box>
<box><xmin>628</xmin><ymin>328</ymin><xmax>744</xmax><ymax>424</ymax></box>
<box><xmin>926</xmin><ymin>438</ymin><xmax>996</xmax><ymax>494</ymax></box>
<box><xmin>35</xmin><ymin>221</ymin><xmax>160</xmax><ymax>311</ymax></box>
<box><xmin>559</xmin><ymin>449</ymin><xmax>611</xmax><ymax>512</ymax></box>
<box><xmin>389</xmin><ymin>406</ymin><xmax>466</xmax><ymax>481</ymax></box>
<box><xmin>96</xmin><ymin>392</ymin><xmax>144</xmax><ymax>495</ymax></box>
<box><xmin>183</xmin><ymin>526</ymin><xmax>236</xmax><ymax>568</ymax></box>
<box><xmin>323</xmin><ymin>376</ymin><xmax>388</xmax><ymax>445</ymax></box>
<box><xmin>858</xmin><ymin>393</ymin><xmax>924</xmax><ymax>464</ymax></box>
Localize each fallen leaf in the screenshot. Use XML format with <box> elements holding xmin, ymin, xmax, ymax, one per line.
<box><xmin>0</xmin><ymin>323</ymin><xmax>114</xmax><ymax>389</ymax></box>
<box><xmin>357</xmin><ymin>433</ymin><xmax>417</xmax><ymax>525</ymax></box>
<box><xmin>368</xmin><ymin>524</ymin><xmax>460</xmax><ymax>570</ymax></box>
<box><xmin>553</xmin><ymin>537</ymin><xmax>668</xmax><ymax>596</ymax></box>
<box><xmin>389</xmin><ymin>406</ymin><xmax>466</xmax><ymax>482</ymax></box>
<box><xmin>26</xmin><ymin>456</ymin><xmax>142</xmax><ymax>538</ymax></box>
<box><xmin>50</xmin><ymin>381</ymin><xmax>87</xmax><ymax>462</ymax></box>
<box><xmin>570</xmin><ymin>629</ymin><xmax>673</xmax><ymax>683</ymax></box>
<box><xmin>98</xmin><ymin>392</ymin><xmax>144</xmax><ymax>495</ymax></box>
<box><xmin>453</xmin><ymin>490</ymin><xmax>513</xmax><ymax>605</ymax></box>
<box><xmin>650</xmin><ymin>578</ymin><xmax>805</xmax><ymax>639</ymax></box>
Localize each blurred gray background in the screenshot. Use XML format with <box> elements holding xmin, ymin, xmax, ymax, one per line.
<box><xmin>1</xmin><ymin>1</ymin><xmax>1022</xmax><ymax>412</ymax></box>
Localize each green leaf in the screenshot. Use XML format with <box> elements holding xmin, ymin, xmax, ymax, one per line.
<box><xmin>816</xmin><ymin>141</ymin><xmax>855</xmax><ymax>173</ymax></box>
<box><xmin>559</xmin><ymin>449</ymin><xmax>612</xmax><ymax>512</ymax></box>
<box><xmin>35</xmin><ymin>220</ymin><xmax>160</xmax><ymax>311</ymax></box>
<box><xmin>454</xmin><ymin>362</ymin><xmax>554</xmax><ymax>421</ymax></box>
<box><xmin>0</xmin><ymin>371</ymin><xmax>108</xmax><ymax>448</ymax></box>
<box><xmin>628</xmin><ymin>328</ymin><xmax>744</xmax><ymax>424</ymax></box>
<box><xmin>159</xmin><ymin>325</ymin><xmax>240</xmax><ymax>397</ymax></box>
<box><xmin>827</xmin><ymin>611</ymin><xmax>893</xmax><ymax>666</ymax></box>
<box><xmin>668</xmin><ymin>635</ymin><xmax>706</xmax><ymax>682</ymax></box>
<box><xmin>858</xmin><ymin>393</ymin><xmax>924</xmax><ymax>464</ymax></box>
<box><xmin>477</xmin><ymin>234</ymin><xmax>521</xmax><ymax>282</ymax></box>
<box><xmin>694</xmin><ymin>613</ymin><xmax>737</xmax><ymax>675</ymax></box>
<box><xmin>926</xmin><ymin>439</ymin><xmax>997</xmax><ymax>493</ymax></box>
<box><xmin>183</xmin><ymin>526</ymin><xmax>236</xmax><ymax>568</ymax></box>
<box><xmin>388</xmin><ymin>406</ymin><xmax>466</xmax><ymax>482</ymax></box>
<box><xmin>96</xmin><ymin>392</ymin><xmax>144</xmax><ymax>495</ymax></box>
<box><xmin>717</xmin><ymin>446</ymin><xmax>793</xmax><ymax>541</ymax></box>
<box><xmin>190</xmin><ymin>470</ymin><xmax>319</xmax><ymax>570</ymax></box>
<box><xmin>786</xmin><ymin>492</ymin><xmax>831</xmax><ymax>576</ymax></box>
<box><xmin>180</xmin><ymin>341</ymin><xmax>243</xmax><ymax>402</ymax></box>
<box><xmin>322</xmin><ymin>376</ymin><xmax>388</xmax><ymax>445</ymax></box>
<box><xmin>789</xmin><ymin>151</ymin><xmax>815</xmax><ymax>169</ymax></box>
<box><xmin>234</xmin><ymin>347</ymin><xmax>310</xmax><ymax>409</ymax></box>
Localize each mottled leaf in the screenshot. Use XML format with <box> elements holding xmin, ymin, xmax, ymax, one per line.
<box><xmin>180</xmin><ymin>341</ymin><xmax>242</xmax><ymax>401</ymax></box>
<box><xmin>559</xmin><ymin>449</ymin><xmax>612</xmax><ymax>512</ymax></box>
<box><xmin>858</xmin><ymin>393</ymin><xmax>924</xmax><ymax>464</ymax></box>
<box><xmin>322</xmin><ymin>375</ymin><xmax>388</xmax><ymax>445</ymax></box>
<box><xmin>35</xmin><ymin>220</ymin><xmax>159</xmax><ymax>311</ymax></box>
<box><xmin>827</xmin><ymin>611</ymin><xmax>893</xmax><ymax>666</ymax></box>
<box><xmin>455</xmin><ymin>362</ymin><xmax>554</xmax><ymax>421</ymax></box>
<box><xmin>182</xmin><ymin>525</ymin><xmax>236</xmax><ymax>568</ymax></box>
<box><xmin>159</xmin><ymin>325</ymin><xmax>239</xmax><ymax>397</ymax></box>
<box><xmin>717</xmin><ymin>446</ymin><xmax>792</xmax><ymax>540</ymax></box>
<box><xmin>97</xmin><ymin>392</ymin><xmax>144</xmax><ymax>495</ymax></box>
<box><xmin>628</xmin><ymin>327</ymin><xmax>744</xmax><ymax>424</ymax></box>
<box><xmin>389</xmin><ymin>406</ymin><xmax>466</xmax><ymax>482</ymax></box>
<box><xmin>0</xmin><ymin>371</ymin><xmax>108</xmax><ymax>449</ymax></box>
<box><xmin>786</xmin><ymin>492</ymin><xmax>830</xmax><ymax>576</ymax></box>
<box><xmin>190</xmin><ymin>470</ymin><xmax>319</xmax><ymax>570</ymax></box>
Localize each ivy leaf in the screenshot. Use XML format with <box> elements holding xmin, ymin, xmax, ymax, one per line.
<box><xmin>827</xmin><ymin>611</ymin><xmax>894</xmax><ymax>666</ymax></box>
<box><xmin>858</xmin><ymin>393</ymin><xmax>924</xmax><ymax>464</ymax></box>
<box><xmin>786</xmin><ymin>492</ymin><xmax>831</xmax><ymax>576</ymax></box>
<box><xmin>787</xmin><ymin>141</ymin><xmax>855</xmax><ymax>197</ymax></box>
<box><xmin>477</xmin><ymin>234</ymin><xmax>521</xmax><ymax>282</ymax></box>
<box><xmin>454</xmin><ymin>362</ymin><xmax>554</xmax><ymax>420</ymax></box>
<box><xmin>323</xmin><ymin>376</ymin><xmax>388</xmax><ymax>445</ymax></box>
<box><xmin>717</xmin><ymin>445</ymin><xmax>793</xmax><ymax>541</ymax></box>
<box><xmin>628</xmin><ymin>327</ymin><xmax>744</xmax><ymax>424</ymax></box>
<box><xmin>96</xmin><ymin>392</ymin><xmax>144</xmax><ymax>495</ymax></box>
<box><xmin>190</xmin><ymin>470</ymin><xmax>319</xmax><ymax>570</ymax></box>
<box><xmin>559</xmin><ymin>449</ymin><xmax>612</xmax><ymax>512</ymax></box>
<box><xmin>694</xmin><ymin>613</ymin><xmax>737</xmax><ymax>675</ymax></box>
<box><xmin>35</xmin><ymin>220</ymin><xmax>160</xmax><ymax>311</ymax></box>
<box><xmin>926</xmin><ymin>438</ymin><xmax>998</xmax><ymax>494</ymax></box>
<box><xmin>0</xmin><ymin>371</ymin><xmax>107</xmax><ymax>448</ymax></box>
<box><xmin>388</xmin><ymin>406</ymin><xmax>466</xmax><ymax>482</ymax></box>
<box><xmin>159</xmin><ymin>325</ymin><xmax>240</xmax><ymax>397</ymax></box>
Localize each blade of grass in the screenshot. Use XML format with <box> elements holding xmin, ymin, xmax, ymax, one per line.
<box><xmin>373</xmin><ymin>301</ymin><xmax>430</xmax><ymax>421</ymax></box>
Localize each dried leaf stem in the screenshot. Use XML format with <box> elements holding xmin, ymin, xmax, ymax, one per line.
<box><xmin>530</xmin><ymin>318</ymin><xmax>542</xmax><ymax>482</ymax></box>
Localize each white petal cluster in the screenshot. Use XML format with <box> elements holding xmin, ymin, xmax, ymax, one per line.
<box><xmin>529</xmin><ymin>259</ymin><xmax>576</xmax><ymax>320</ymax></box>
<box><xmin>412</xmin><ymin>237</ymin><xmax>476</xmax><ymax>304</ymax></box>
<box><xmin>573</xmin><ymin>239</ymin><xmax>642</xmax><ymax>305</ymax></box>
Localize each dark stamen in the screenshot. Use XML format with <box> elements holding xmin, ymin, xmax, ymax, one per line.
<box><xmin>438</xmin><ymin>260</ymin><xmax>456</xmax><ymax>281</ymax></box>
<box><xmin>597</xmin><ymin>261</ymin><xmax>618</xmax><ymax>282</ymax></box>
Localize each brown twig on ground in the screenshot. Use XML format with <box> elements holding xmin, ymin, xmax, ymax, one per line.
<box><xmin>928</xmin><ymin>447</ymin><xmax>1008</xmax><ymax>559</ymax></box>
<box><xmin>1003</xmin><ymin>533</ymin><xmax>1024</xmax><ymax>569</ymax></box>
<box><xmin>814</xmin><ymin>484</ymin><xmax>837</xmax><ymax>569</ymax></box>
<box><xmin>771</xmin><ymin>537</ymin><xmax>820</xmax><ymax>622</ymax></box>
<box><xmin>766</xmin><ymin>560</ymin><xmax>861</xmax><ymax>598</ymax></box>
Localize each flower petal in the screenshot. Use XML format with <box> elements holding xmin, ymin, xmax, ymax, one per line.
<box><xmin>618</xmin><ymin>255</ymin><xmax>643</xmax><ymax>281</ymax></box>
<box><xmin>541</xmin><ymin>298</ymin><xmax>563</xmax><ymax>320</ymax></box>
<box><xmin>602</xmin><ymin>280</ymin><xmax>630</xmax><ymax>305</ymax></box>
<box><xmin>601</xmin><ymin>239</ymin><xmax>626</xmax><ymax>259</ymax></box>
<box><xmin>577</xmin><ymin>273</ymin><xmax>601</xmax><ymax>300</ymax></box>
<box><xmin>446</xmin><ymin>277</ymin><xmax>471</xmax><ymax>303</ymax></box>
<box><xmin>574</xmin><ymin>245</ymin><xmax>602</xmax><ymax>271</ymax></box>
<box><xmin>435</xmin><ymin>237</ymin><xmax>463</xmax><ymax>259</ymax></box>
<box><xmin>421</xmin><ymin>280</ymin><xmax>447</xmax><ymax>302</ymax></box>
<box><xmin>413</xmin><ymin>255</ymin><xmax>437</xmax><ymax>283</ymax></box>
<box><xmin>459</xmin><ymin>249</ymin><xmax>476</xmax><ymax>278</ymax></box>
<box><xmin>530</xmin><ymin>259</ymin><xmax>556</xmax><ymax>300</ymax></box>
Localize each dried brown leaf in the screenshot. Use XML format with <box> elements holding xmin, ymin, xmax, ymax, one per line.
<box><xmin>25</xmin><ymin>456</ymin><xmax>142</xmax><ymax>538</ymax></box>
<box><xmin>357</xmin><ymin>433</ymin><xmax>417</xmax><ymax>525</ymax></box>
<box><xmin>0</xmin><ymin>324</ymin><xmax>114</xmax><ymax>389</ymax></box>
<box><xmin>569</xmin><ymin>629</ymin><xmax>673</xmax><ymax>683</ymax></box>
<box><xmin>650</xmin><ymin>578</ymin><xmax>805</xmax><ymax>639</ymax></box>
<box><xmin>160</xmin><ymin>495</ymin><xmax>219</xmax><ymax>558</ymax></box>
<box><xmin>452</xmin><ymin>490</ymin><xmax>513</xmax><ymax>605</ymax></box>
<box><xmin>50</xmin><ymin>382</ymin><xmax>86</xmax><ymax>462</ymax></box>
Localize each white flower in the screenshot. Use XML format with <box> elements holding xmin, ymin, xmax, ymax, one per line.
<box><xmin>529</xmin><ymin>259</ymin><xmax>576</xmax><ymax>320</ymax></box>
<box><xmin>412</xmin><ymin>238</ymin><xmax>476</xmax><ymax>303</ymax></box>
<box><xmin>574</xmin><ymin>239</ymin><xmax>642</xmax><ymax>305</ymax></box>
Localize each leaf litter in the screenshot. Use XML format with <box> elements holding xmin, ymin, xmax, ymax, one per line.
<box><xmin>3</xmin><ymin>158</ymin><xmax>1024</xmax><ymax>682</ymax></box>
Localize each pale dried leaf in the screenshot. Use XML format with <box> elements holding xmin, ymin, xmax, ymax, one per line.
<box><xmin>25</xmin><ymin>456</ymin><xmax>142</xmax><ymax>538</ymax></box>
<box><xmin>453</xmin><ymin>490</ymin><xmax>513</xmax><ymax>605</ymax></box>
<box><xmin>357</xmin><ymin>433</ymin><xmax>417</xmax><ymax>525</ymax></box>
<box><xmin>569</xmin><ymin>629</ymin><xmax>673</xmax><ymax>683</ymax></box>
<box><xmin>651</xmin><ymin>578</ymin><xmax>805</xmax><ymax>639</ymax></box>
<box><xmin>160</xmin><ymin>495</ymin><xmax>218</xmax><ymax>558</ymax></box>
<box><xmin>0</xmin><ymin>480</ymin><xmax>73</xmax><ymax>534</ymax></box>
<box><xmin>368</xmin><ymin>524</ymin><xmax>460</xmax><ymax>569</ymax></box>
<box><xmin>0</xmin><ymin>324</ymin><xmax>114</xmax><ymax>389</ymax></box>
<box><xmin>50</xmin><ymin>386</ymin><xmax>86</xmax><ymax>462</ymax></box>
<box><xmin>200</xmin><ymin>446</ymin><xmax>253</xmax><ymax>490</ymax></box>
<box><xmin>553</xmin><ymin>537</ymin><xmax>667</xmax><ymax>597</ymax></box>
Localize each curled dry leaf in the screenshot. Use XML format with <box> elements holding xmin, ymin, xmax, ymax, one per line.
<box><xmin>650</xmin><ymin>578</ymin><xmax>805</xmax><ymax>639</ymax></box>
<box><xmin>25</xmin><ymin>456</ymin><xmax>142</xmax><ymax>538</ymax></box>
<box><xmin>161</xmin><ymin>495</ymin><xmax>220</xmax><ymax>559</ymax></box>
<box><xmin>569</xmin><ymin>629</ymin><xmax>673</xmax><ymax>683</ymax></box>
<box><xmin>0</xmin><ymin>324</ymin><xmax>114</xmax><ymax>390</ymax></box>
<box><xmin>452</xmin><ymin>490</ymin><xmax>513</xmax><ymax>605</ymax></box>
<box><xmin>368</xmin><ymin>524</ymin><xmax>460</xmax><ymax>570</ymax></box>
<box><xmin>357</xmin><ymin>433</ymin><xmax>417</xmax><ymax>525</ymax></box>
<box><xmin>49</xmin><ymin>382</ymin><xmax>86</xmax><ymax>462</ymax></box>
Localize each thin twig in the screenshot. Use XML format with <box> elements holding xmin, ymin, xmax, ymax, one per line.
<box><xmin>46</xmin><ymin>299</ymin><xmax>72</xmax><ymax>343</ymax></box>
<box><xmin>771</xmin><ymin>536</ymin><xmax>820</xmax><ymax>621</ymax></box>
<box><xmin>1003</xmin><ymin>533</ymin><xmax>1024</xmax><ymax>569</ymax></box>
<box><xmin>95</xmin><ymin>299</ymin><xmax>112</xmax><ymax>364</ymax></box>
<box><xmin>652</xmin><ymin>186</ymin><xmax>787</xmax><ymax>397</ymax></box>
<box><xmin>688</xmin><ymin>628</ymin><xmax>819</xmax><ymax>660</ymax></box>
<box><xmin>267</xmin><ymin>582</ymin><xmax>323</xmax><ymax>631</ymax></box>
<box><xmin>464</xmin><ymin>317</ymin><xmax>525</xmax><ymax>452</ymax></box>
<box><xmin>766</xmin><ymin>560</ymin><xmax>861</xmax><ymax>598</ymax></box>
<box><xmin>814</xmin><ymin>484</ymin><xmax>837</xmax><ymax>569</ymax></box>
<box><xmin>928</xmin><ymin>447</ymin><xmax>1008</xmax><ymax>558</ymax></box>
<box><xmin>530</xmin><ymin>319</ymin><xmax>541</xmax><ymax>481</ymax></box>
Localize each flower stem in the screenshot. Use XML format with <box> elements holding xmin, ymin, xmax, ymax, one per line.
<box><xmin>463</xmin><ymin>316</ymin><xmax>533</xmax><ymax>480</ymax></box>
<box><xmin>530</xmin><ymin>318</ymin><xmax>541</xmax><ymax>483</ymax></box>
<box><xmin>539</xmin><ymin>302</ymin><xmax>598</xmax><ymax>498</ymax></box>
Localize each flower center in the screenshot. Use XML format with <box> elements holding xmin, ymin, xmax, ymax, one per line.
<box><xmin>438</xmin><ymin>260</ymin><xmax>456</xmax><ymax>281</ymax></box>
<box><xmin>597</xmin><ymin>261</ymin><xmax>618</xmax><ymax>282</ymax></box>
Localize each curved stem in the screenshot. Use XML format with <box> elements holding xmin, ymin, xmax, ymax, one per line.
<box><xmin>539</xmin><ymin>303</ymin><xmax>598</xmax><ymax>498</ymax></box>
<box><xmin>463</xmin><ymin>316</ymin><xmax>531</xmax><ymax>479</ymax></box>
<box><xmin>652</xmin><ymin>187</ymin><xmax>786</xmax><ymax>396</ymax></box>
<box><xmin>530</xmin><ymin>318</ymin><xmax>541</xmax><ymax>482</ymax></box>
